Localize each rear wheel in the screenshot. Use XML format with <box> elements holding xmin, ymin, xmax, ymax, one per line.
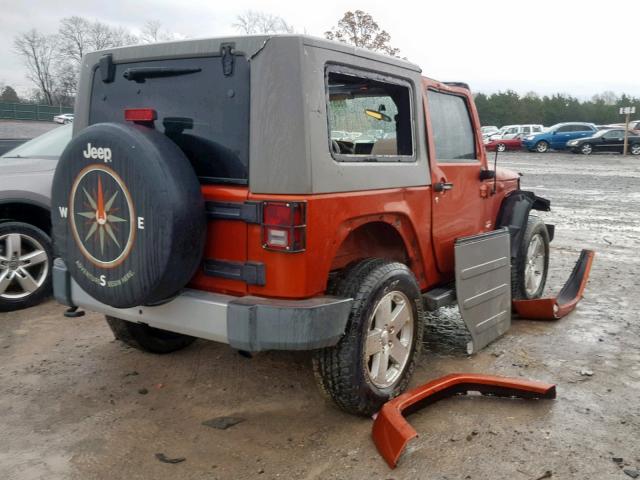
<box><xmin>512</xmin><ymin>216</ymin><xmax>550</xmax><ymax>300</ymax></box>
<box><xmin>105</xmin><ymin>316</ymin><xmax>196</xmax><ymax>354</ymax></box>
<box><xmin>312</xmin><ymin>259</ymin><xmax>424</xmax><ymax>416</ymax></box>
<box><xmin>497</xmin><ymin>143</ymin><xmax>507</xmax><ymax>152</ymax></box>
<box><xmin>580</xmin><ymin>143</ymin><xmax>593</xmax><ymax>155</ymax></box>
<box><xmin>630</xmin><ymin>144</ymin><xmax>640</xmax><ymax>155</ymax></box>
<box><xmin>535</xmin><ymin>141</ymin><xmax>550</xmax><ymax>153</ymax></box>
<box><xmin>0</xmin><ymin>222</ymin><xmax>52</xmax><ymax>312</ymax></box>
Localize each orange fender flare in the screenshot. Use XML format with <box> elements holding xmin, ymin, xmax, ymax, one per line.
<box><xmin>372</xmin><ymin>373</ymin><xmax>556</xmax><ymax>468</ymax></box>
<box><xmin>513</xmin><ymin>249</ymin><xmax>595</xmax><ymax>320</ymax></box>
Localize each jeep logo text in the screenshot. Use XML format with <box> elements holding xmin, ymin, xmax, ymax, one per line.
<box><xmin>83</xmin><ymin>143</ymin><xmax>112</xmax><ymax>162</ymax></box>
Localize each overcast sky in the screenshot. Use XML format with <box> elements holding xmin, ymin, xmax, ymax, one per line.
<box><xmin>1</xmin><ymin>0</ymin><xmax>639</xmax><ymax>99</ymax></box>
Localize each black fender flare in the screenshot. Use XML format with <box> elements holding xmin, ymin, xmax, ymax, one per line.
<box><xmin>496</xmin><ymin>190</ymin><xmax>552</xmax><ymax>258</ymax></box>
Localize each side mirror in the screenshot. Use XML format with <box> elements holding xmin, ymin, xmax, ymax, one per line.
<box><xmin>552</xmin><ymin>131</ymin><xmax>557</xmax><ymax>135</ymax></box>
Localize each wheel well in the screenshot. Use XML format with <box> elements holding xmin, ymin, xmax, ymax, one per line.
<box><xmin>0</xmin><ymin>202</ymin><xmax>51</xmax><ymax>235</ymax></box>
<box><xmin>330</xmin><ymin>221</ymin><xmax>409</xmax><ymax>273</ymax></box>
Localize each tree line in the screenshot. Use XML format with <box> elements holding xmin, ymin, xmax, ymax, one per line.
<box><xmin>474</xmin><ymin>90</ymin><xmax>639</xmax><ymax>127</ymax></box>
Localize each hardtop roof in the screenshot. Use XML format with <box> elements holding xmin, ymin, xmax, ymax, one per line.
<box><xmin>81</xmin><ymin>34</ymin><xmax>422</xmax><ymax>73</ymax></box>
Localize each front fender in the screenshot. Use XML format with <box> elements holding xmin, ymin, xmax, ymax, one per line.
<box><xmin>496</xmin><ymin>190</ymin><xmax>550</xmax><ymax>258</ymax></box>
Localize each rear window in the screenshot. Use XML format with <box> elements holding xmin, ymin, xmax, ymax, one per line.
<box><xmin>90</xmin><ymin>55</ymin><xmax>250</xmax><ymax>184</ymax></box>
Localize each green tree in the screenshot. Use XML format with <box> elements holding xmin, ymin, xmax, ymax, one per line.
<box><xmin>325</xmin><ymin>10</ymin><xmax>400</xmax><ymax>56</ymax></box>
<box><xmin>0</xmin><ymin>85</ymin><xmax>20</xmax><ymax>103</ymax></box>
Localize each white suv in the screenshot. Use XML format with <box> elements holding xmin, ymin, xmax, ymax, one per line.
<box><xmin>491</xmin><ymin>124</ymin><xmax>544</xmax><ymax>140</ymax></box>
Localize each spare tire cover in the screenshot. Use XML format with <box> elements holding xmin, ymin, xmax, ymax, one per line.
<box><xmin>52</xmin><ymin>122</ymin><xmax>206</xmax><ymax>308</ymax></box>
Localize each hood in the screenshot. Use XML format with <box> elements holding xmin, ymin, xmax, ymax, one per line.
<box><xmin>0</xmin><ymin>156</ymin><xmax>58</xmax><ymax>175</ymax></box>
<box><xmin>496</xmin><ymin>167</ymin><xmax>520</xmax><ymax>182</ymax></box>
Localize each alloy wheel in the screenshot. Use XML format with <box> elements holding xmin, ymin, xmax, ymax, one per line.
<box><xmin>365</xmin><ymin>291</ymin><xmax>414</xmax><ymax>389</ymax></box>
<box><xmin>0</xmin><ymin>233</ymin><xmax>49</xmax><ymax>300</ymax></box>
<box><xmin>524</xmin><ymin>233</ymin><xmax>546</xmax><ymax>297</ymax></box>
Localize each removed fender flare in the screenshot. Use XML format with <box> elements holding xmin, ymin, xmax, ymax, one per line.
<box><xmin>512</xmin><ymin>249</ymin><xmax>595</xmax><ymax>320</ymax></box>
<box><xmin>371</xmin><ymin>373</ymin><xmax>556</xmax><ymax>468</ymax></box>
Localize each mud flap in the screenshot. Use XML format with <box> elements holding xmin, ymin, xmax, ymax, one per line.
<box><xmin>455</xmin><ymin>228</ymin><xmax>511</xmax><ymax>354</ymax></box>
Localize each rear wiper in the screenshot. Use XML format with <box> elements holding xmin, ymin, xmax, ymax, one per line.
<box><xmin>123</xmin><ymin>67</ymin><xmax>202</xmax><ymax>83</ymax></box>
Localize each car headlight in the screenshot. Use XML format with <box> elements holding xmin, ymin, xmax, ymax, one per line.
<box><xmin>524</xmin><ymin>135</ymin><xmax>535</xmax><ymax>141</ymax></box>
<box><xmin>567</xmin><ymin>140</ymin><xmax>578</xmax><ymax>146</ymax></box>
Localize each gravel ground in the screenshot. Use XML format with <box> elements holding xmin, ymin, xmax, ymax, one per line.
<box><xmin>0</xmin><ymin>120</ymin><xmax>60</xmax><ymax>139</ymax></box>
<box><xmin>1</xmin><ymin>151</ymin><xmax>639</xmax><ymax>479</ymax></box>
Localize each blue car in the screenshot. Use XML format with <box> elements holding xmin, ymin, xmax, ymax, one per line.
<box><xmin>522</xmin><ymin>122</ymin><xmax>598</xmax><ymax>153</ymax></box>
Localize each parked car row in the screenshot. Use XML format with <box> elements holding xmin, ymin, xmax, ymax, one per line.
<box><xmin>483</xmin><ymin>121</ymin><xmax>640</xmax><ymax>155</ymax></box>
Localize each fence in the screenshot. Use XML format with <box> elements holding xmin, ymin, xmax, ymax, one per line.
<box><xmin>0</xmin><ymin>102</ymin><xmax>73</xmax><ymax>122</ymax></box>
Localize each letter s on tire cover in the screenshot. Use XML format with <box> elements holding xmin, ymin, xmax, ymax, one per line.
<box><xmin>51</xmin><ymin>122</ymin><xmax>206</xmax><ymax>308</ymax></box>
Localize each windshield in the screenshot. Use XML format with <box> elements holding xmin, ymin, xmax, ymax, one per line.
<box><xmin>1</xmin><ymin>124</ymin><xmax>72</xmax><ymax>159</ymax></box>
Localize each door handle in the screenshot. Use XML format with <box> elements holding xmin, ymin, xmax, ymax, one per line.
<box><xmin>434</xmin><ymin>182</ymin><xmax>454</xmax><ymax>192</ymax></box>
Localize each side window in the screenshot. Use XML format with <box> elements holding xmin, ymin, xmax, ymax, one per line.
<box><xmin>556</xmin><ymin>125</ymin><xmax>572</xmax><ymax>133</ymax></box>
<box><xmin>326</xmin><ymin>69</ymin><xmax>414</xmax><ymax>161</ymax></box>
<box><xmin>604</xmin><ymin>130</ymin><xmax>623</xmax><ymax>139</ymax></box>
<box><xmin>533</xmin><ymin>126</ymin><xmax>542</xmax><ymax>133</ymax></box>
<box><xmin>427</xmin><ymin>90</ymin><xmax>476</xmax><ymax>162</ymax></box>
<box><xmin>522</xmin><ymin>126</ymin><xmax>531</xmax><ymax>134</ymax></box>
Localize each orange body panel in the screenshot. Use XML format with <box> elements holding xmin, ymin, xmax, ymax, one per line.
<box><xmin>188</xmin><ymin>78</ymin><xmax>520</xmax><ymax>300</ymax></box>
<box><xmin>188</xmin><ymin>185</ymin><xmax>249</xmax><ymax>295</ymax></box>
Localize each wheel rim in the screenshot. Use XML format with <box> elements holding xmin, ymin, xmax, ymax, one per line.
<box><xmin>0</xmin><ymin>233</ymin><xmax>49</xmax><ymax>300</ymax></box>
<box><xmin>631</xmin><ymin>145</ymin><xmax>640</xmax><ymax>155</ymax></box>
<box><xmin>581</xmin><ymin>144</ymin><xmax>592</xmax><ymax>155</ymax></box>
<box><xmin>497</xmin><ymin>144</ymin><xmax>506</xmax><ymax>152</ymax></box>
<box><xmin>536</xmin><ymin>142</ymin><xmax>547</xmax><ymax>153</ymax></box>
<box><xmin>365</xmin><ymin>291</ymin><xmax>414</xmax><ymax>389</ymax></box>
<box><xmin>524</xmin><ymin>233</ymin><xmax>546</xmax><ymax>297</ymax></box>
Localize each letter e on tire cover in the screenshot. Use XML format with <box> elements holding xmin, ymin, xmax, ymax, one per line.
<box><xmin>51</xmin><ymin>123</ymin><xmax>206</xmax><ymax>308</ymax></box>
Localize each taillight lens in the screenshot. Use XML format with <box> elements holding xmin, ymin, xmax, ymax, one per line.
<box><xmin>261</xmin><ymin>201</ymin><xmax>306</xmax><ymax>252</ymax></box>
<box><xmin>124</xmin><ymin>108</ymin><xmax>157</xmax><ymax>123</ymax></box>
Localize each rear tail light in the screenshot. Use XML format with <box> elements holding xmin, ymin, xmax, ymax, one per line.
<box><xmin>261</xmin><ymin>201</ymin><xmax>306</xmax><ymax>252</ymax></box>
<box><xmin>124</xmin><ymin>108</ymin><xmax>157</xmax><ymax>124</ymax></box>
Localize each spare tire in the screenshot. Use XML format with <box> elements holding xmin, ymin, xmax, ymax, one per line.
<box><xmin>51</xmin><ymin>122</ymin><xmax>206</xmax><ymax>308</ymax></box>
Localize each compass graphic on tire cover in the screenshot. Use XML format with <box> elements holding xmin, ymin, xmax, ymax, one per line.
<box><xmin>69</xmin><ymin>164</ymin><xmax>136</xmax><ymax>269</ymax></box>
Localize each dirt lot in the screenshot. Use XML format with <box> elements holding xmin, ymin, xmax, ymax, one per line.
<box><xmin>1</xmin><ymin>151</ymin><xmax>639</xmax><ymax>480</ymax></box>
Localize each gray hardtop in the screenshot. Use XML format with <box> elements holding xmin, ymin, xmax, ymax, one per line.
<box><xmin>76</xmin><ymin>35</ymin><xmax>429</xmax><ymax>194</ymax></box>
<box><xmin>79</xmin><ymin>34</ymin><xmax>421</xmax><ymax>74</ymax></box>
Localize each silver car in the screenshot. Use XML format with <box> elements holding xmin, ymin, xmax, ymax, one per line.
<box><xmin>0</xmin><ymin>124</ymin><xmax>72</xmax><ymax>311</ymax></box>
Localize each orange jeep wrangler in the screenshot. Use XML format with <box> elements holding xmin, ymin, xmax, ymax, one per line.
<box><xmin>51</xmin><ymin>35</ymin><xmax>552</xmax><ymax>415</ymax></box>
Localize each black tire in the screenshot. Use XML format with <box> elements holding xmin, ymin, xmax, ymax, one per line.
<box><xmin>105</xmin><ymin>315</ymin><xmax>196</xmax><ymax>354</ymax></box>
<box><xmin>0</xmin><ymin>222</ymin><xmax>53</xmax><ymax>312</ymax></box>
<box><xmin>535</xmin><ymin>141</ymin><xmax>550</xmax><ymax>153</ymax></box>
<box><xmin>512</xmin><ymin>216</ymin><xmax>550</xmax><ymax>300</ymax></box>
<box><xmin>51</xmin><ymin>123</ymin><xmax>206</xmax><ymax>308</ymax></box>
<box><xmin>312</xmin><ymin>259</ymin><xmax>424</xmax><ymax>416</ymax></box>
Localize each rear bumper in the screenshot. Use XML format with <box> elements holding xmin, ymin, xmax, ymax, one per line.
<box><xmin>53</xmin><ymin>259</ymin><xmax>352</xmax><ymax>352</ymax></box>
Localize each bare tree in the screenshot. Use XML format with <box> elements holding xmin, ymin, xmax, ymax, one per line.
<box><xmin>58</xmin><ymin>16</ymin><xmax>91</xmax><ymax>64</ymax></box>
<box><xmin>140</xmin><ymin>20</ymin><xmax>176</xmax><ymax>43</ymax></box>
<box><xmin>325</xmin><ymin>10</ymin><xmax>400</xmax><ymax>57</ymax></box>
<box><xmin>233</xmin><ymin>10</ymin><xmax>294</xmax><ymax>34</ymax></box>
<box><xmin>14</xmin><ymin>30</ymin><xmax>58</xmax><ymax>105</ymax></box>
